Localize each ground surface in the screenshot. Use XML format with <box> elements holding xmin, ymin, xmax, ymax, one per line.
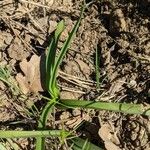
<box><xmin>0</xmin><ymin>0</ymin><xmax>150</xmax><ymax>150</ymax></box>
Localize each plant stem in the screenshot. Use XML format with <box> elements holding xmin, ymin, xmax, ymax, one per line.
<box><xmin>36</xmin><ymin>99</ymin><xmax>57</xmax><ymax>150</ymax></box>
<box><xmin>95</xmin><ymin>45</ymin><xmax>100</xmax><ymax>89</ymax></box>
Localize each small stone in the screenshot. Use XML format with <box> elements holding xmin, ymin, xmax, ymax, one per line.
<box><xmin>72</xmin><ymin>109</ymin><xmax>81</xmax><ymax>116</ymax></box>
<box><xmin>60</xmin><ymin>111</ymin><xmax>70</xmax><ymax>120</ymax></box>
<box><xmin>48</xmin><ymin>21</ymin><xmax>57</xmax><ymax>33</ymax></box>
<box><xmin>129</xmin><ymin>80</ymin><xmax>137</xmax><ymax>87</ymax></box>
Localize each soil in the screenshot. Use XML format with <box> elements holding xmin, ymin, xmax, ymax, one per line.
<box><xmin>0</xmin><ymin>0</ymin><xmax>150</xmax><ymax>150</ymax></box>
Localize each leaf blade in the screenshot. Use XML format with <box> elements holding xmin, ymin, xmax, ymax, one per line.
<box><xmin>49</xmin><ymin>6</ymin><xmax>85</xmax><ymax>98</ymax></box>
<box><xmin>46</xmin><ymin>20</ymin><xmax>65</xmax><ymax>95</ymax></box>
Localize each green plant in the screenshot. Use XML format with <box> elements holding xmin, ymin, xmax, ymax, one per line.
<box><xmin>0</xmin><ymin>67</ymin><xmax>20</xmax><ymax>94</ymax></box>
<box><xmin>36</xmin><ymin>5</ymin><xmax>89</xmax><ymax>150</ymax></box>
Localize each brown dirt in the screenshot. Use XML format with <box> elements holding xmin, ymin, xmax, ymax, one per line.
<box><xmin>0</xmin><ymin>0</ymin><xmax>150</xmax><ymax>150</ymax></box>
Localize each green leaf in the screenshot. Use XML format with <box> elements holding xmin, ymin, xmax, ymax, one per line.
<box><xmin>41</xmin><ymin>5</ymin><xmax>86</xmax><ymax>150</ymax></box>
<box><xmin>0</xmin><ymin>67</ymin><xmax>20</xmax><ymax>94</ymax></box>
<box><xmin>6</xmin><ymin>139</ymin><xmax>20</xmax><ymax>150</ymax></box>
<box><xmin>46</xmin><ymin>20</ymin><xmax>65</xmax><ymax>97</ymax></box>
<box><xmin>49</xmin><ymin>6</ymin><xmax>85</xmax><ymax>98</ymax></box>
<box><xmin>0</xmin><ymin>67</ymin><xmax>12</xmax><ymax>87</ymax></box>
<box><xmin>60</xmin><ymin>99</ymin><xmax>150</xmax><ymax>116</ymax></box>
<box><xmin>36</xmin><ymin>99</ymin><xmax>57</xmax><ymax>150</ymax></box>
<box><xmin>0</xmin><ymin>130</ymin><xmax>69</xmax><ymax>138</ymax></box>
<box><xmin>68</xmin><ymin>137</ymin><xmax>103</xmax><ymax>150</ymax></box>
<box><xmin>0</xmin><ymin>143</ymin><xmax>7</xmax><ymax>150</ymax></box>
<box><xmin>55</xmin><ymin>20</ymin><xmax>65</xmax><ymax>40</ymax></box>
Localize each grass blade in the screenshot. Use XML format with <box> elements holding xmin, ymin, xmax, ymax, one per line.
<box><xmin>46</xmin><ymin>20</ymin><xmax>65</xmax><ymax>96</ymax></box>
<box><xmin>38</xmin><ymin>99</ymin><xmax>56</xmax><ymax>128</ymax></box>
<box><xmin>0</xmin><ymin>143</ymin><xmax>7</xmax><ymax>150</ymax></box>
<box><xmin>0</xmin><ymin>67</ymin><xmax>21</xmax><ymax>94</ymax></box>
<box><xmin>6</xmin><ymin>139</ymin><xmax>20</xmax><ymax>150</ymax></box>
<box><xmin>36</xmin><ymin>99</ymin><xmax>57</xmax><ymax>150</ymax></box>
<box><xmin>0</xmin><ymin>67</ymin><xmax>13</xmax><ymax>87</ymax></box>
<box><xmin>68</xmin><ymin>137</ymin><xmax>102</xmax><ymax>150</ymax></box>
<box><xmin>60</xmin><ymin>99</ymin><xmax>150</xmax><ymax>116</ymax></box>
<box><xmin>0</xmin><ymin>130</ymin><xmax>69</xmax><ymax>138</ymax></box>
<box><xmin>37</xmin><ymin>5</ymin><xmax>86</xmax><ymax>150</ymax></box>
<box><xmin>50</xmin><ymin>6</ymin><xmax>86</xmax><ymax>96</ymax></box>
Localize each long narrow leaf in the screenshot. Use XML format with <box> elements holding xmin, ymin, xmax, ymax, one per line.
<box><xmin>0</xmin><ymin>67</ymin><xmax>20</xmax><ymax>93</ymax></box>
<box><xmin>36</xmin><ymin>99</ymin><xmax>57</xmax><ymax>150</ymax></box>
<box><xmin>0</xmin><ymin>67</ymin><xmax>13</xmax><ymax>87</ymax></box>
<box><xmin>46</xmin><ymin>21</ymin><xmax>65</xmax><ymax>94</ymax></box>
<box><xmin>6</xmin><ymin>139</ymin><xmax>20</xmax><ymax>150</ymax></box>
<box><xmin>0</xmin><ymin>143</ymin><xmax>7</xmax><ymax>150</ymax></box>
<box><xmin>60</xmin><ymin>99</ymin><xmax>150</xmax><ymax>116</ymax></box>
<box><xmin>49</xmin><ymin>6</ymin><xmax>86</xmax><ymax>97</ymax></box>
<box><xmin>0</xmin><ymin>130</ymin><xmax>69</xmax><ymax>138</ymax></box>
<box><xmin>38</xmin><ymin>99</ymin><xmax>56</xmax><ymax>128</ymax></box>
<box><xmin>68</xmin><ymin>137</ymin><xmax>102</xmax><ymax>150</ymax></box>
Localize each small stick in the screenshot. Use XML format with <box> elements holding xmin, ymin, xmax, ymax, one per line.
<box><xmin>19</xmin><ymin>0</ymin><xmax>52</xmax><ymax>9</ymax></box>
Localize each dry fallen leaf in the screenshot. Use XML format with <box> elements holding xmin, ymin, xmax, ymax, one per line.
<box><xmin>99</xmin><ymin>123</ymin><xmax>121</xmax><ymax>150</ymax></box>
<box><xmin>16</xmin><ymin>55</ymin><xmax>44</xmax><ymax>94</ymax></box>
<box><xmin>104</xmin><ymin>141</ymin><xmax>121</xmax><ymax>150</ymax></box>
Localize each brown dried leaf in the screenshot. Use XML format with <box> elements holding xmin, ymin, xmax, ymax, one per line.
<box><xmin>105</xmin><ymin>141</ymin><xmax>121</xmax><ymax>150</ymax></box>
<box><xmin>99</xmin><ymin>124</ymin><xmax>112</xmax><ymax>142</ymax></box>
<box><xmin>99</xmin><ymin>124</ymin><xmax>121</xmax><ymax>150</ymax></box>
<box><xmin>16</xmin><ymin>73</ymin><xmax>29</xmax><ymax>94</ymax></box>
<box><xmin>16</xmin><ymin>55</ymin><xmax>44</xmax><ymax>94</ymax></box>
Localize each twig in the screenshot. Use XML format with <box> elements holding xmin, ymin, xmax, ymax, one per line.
<box><xmin>10</xmin><ymin>19</ymin><xmax>45</xmax><ymax>41</ymax></box>
<box><xmin>19</xmin><ymin>0</ymin><xmax>52</xmax><ymax>9</ymax></box>
<box><xmin>58</xmin><ymin>84</ymin><xmax>86</xmax><ymax>94</ymax></box>
<box><xmin>59</xmin><ymin>70</ymin><xmax>96</xmax><ymax>84</ymax></box>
